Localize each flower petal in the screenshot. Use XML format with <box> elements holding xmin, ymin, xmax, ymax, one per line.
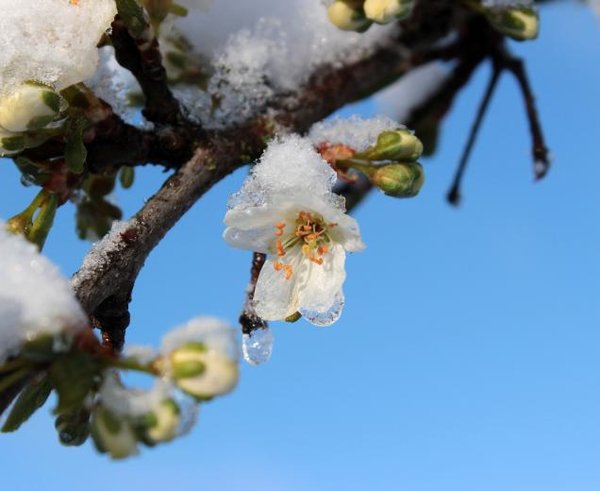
<box><xmin>253</xmin><ymin>249</ymin><xmax>307</xmax><ymax>320</ymax></box>
<box><xmin>297</xmin><ymin>243</ymin><xmax>346</xmax><ymax>313</ymax></box>
<box><xmin>223</xmin><ymin>226</ymin><xmax>273</xmax><ymax>253</ymax></box>
<box><xmin>331</xmin><ymin>213</ymin><xmax>366</xmax><ymax>252</ymax></box>
<box><xmin>224</xmin><ymin>206</ymin><xmax>279</xmax><ymax>230</ymax></box>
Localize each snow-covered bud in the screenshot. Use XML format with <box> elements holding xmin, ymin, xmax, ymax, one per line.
<box><xmin>486</xmin><ymin>7</ymin><xmax>539</xmax><ymax>41</ymax></box>
<box><xmin>0</xmin><ymin>82</ymin><xmax>61</xmax><ymax>133</ymax></box>
<box><xmin>327</xmin><ymin>1</ymin><xmax>372</xmax><ymax>32</ymax></box>
<box><xmin>91</xmin><ymin>406</ymin><xmax>139</xmax><ymax>460</ymax></box>
<box><xmin>363</xmin><ymin>0</ymin><xmax>414</xmax><ymax>24</ymax></box>
<box><xmin>169</xmin><ymin>342</ymin><xmax>239</xmax><ymax>400</ymax></box>
<box><xmin>362</xmin><ymin>129</ymin><xmax>423</xmax><ymax>162</ymax></box>
<box><xmin>372</xmin><ymin>162</ymin><xmax>424</xmax><ymax>198</ymax></box>
<box><xmin>142</xmin><ymin>399</ymin><xmax>180</xmax><ymax>444</ymax></box>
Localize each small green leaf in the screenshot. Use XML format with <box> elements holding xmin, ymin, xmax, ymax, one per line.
<box><xmin>65</xmin><ymin>117</ymin><xmax>88</xmax><ymax>174</ymax></box>
<box><xmin>1</xmin><ymin>374</ymin><xmax>52</xmax><ymax>433</ymax></box>
<box><xmin>49</xmin><ymin>354</ymin><xmax>100</xmax><ymax>414</ymax></box>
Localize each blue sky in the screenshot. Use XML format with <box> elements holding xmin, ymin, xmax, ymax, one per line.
<box><xmin>1</xmin><ymin>3</ymin><xmax>599</xmax><ymax>490</ymax></box>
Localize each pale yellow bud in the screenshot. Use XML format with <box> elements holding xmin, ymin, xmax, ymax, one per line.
<box><xmin>91</xmin><ymin>407</ymin><xmax>139</xmax><ymax>460</ymax></box>
<box><xmin>486</xmin><ymin>7</ymin><xmax>539</xmax><ymax>41</ymax></box>
<box><xmin>327</xmin><ymin>1</ymin><xmax>372</xmax><ymax>32</ymax></box>
<box><xmin>363</xmin><ymin>0</ymin><xmax>413</xmax><ymax>24</ymax></box>
<box><xmin>0</xmin><ymin>81</ymin><xmax>61</xmax><ymax>133</ymax></box>
<box><xmin>144</xmin><ymin>399</ymin><xmax>180</xmax><ymax>444</ymax></box>
<box><xmin>170</xmin><ymin>343</ymin><xmax>239</xmax><ymax>400</ymax></box>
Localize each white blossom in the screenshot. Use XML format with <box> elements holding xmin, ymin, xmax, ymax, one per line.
<box><xmin>223</xmin><ymin>136</ymin><xmax>365</xmax><ymax>325</ymax></box>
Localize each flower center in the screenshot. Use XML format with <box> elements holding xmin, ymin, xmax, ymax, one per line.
<box><xmin>271</xmin><ymin>210</ymin><xmax>337</xmax><ymax>280</ymax></box>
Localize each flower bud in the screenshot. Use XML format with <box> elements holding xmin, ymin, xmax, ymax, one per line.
<box><xmin>141</xmin><ymin>399</ymin><xmax>181</xmax><ymax>444</ymax></box>
<box><xmin>363</xmin><ymin>0</ymin><xmax>414</xmax><ymax>24</ymax></box>
<box><xmin>371</xmin><ymin>162</ymin><xmax>424</xmax><ymax>198</ymax></box>
<box><xmin>0</xmin><ymin>81</ymin><xmax>61</xmax><ymax>133</ymax></box>
<box><xmin>91</xmin><ymin>407</ymin><xmax>139</xmax><ymax>460</ymax></box>
<box><xmin>362</xmin><ymin>129</ymin><xmax>423</xmax><ymax>162</ymax></box>
<box><xmin>327</xmin><ymin>1</ymin><xmax>372</xmax><ymax>32</ymax></box>
<box><xmin>169</xmin><ymin>342</ymin><xmax>239</xmax><ymax>400</ymax></box>
<box><xmin>486</xmin><ymin>7</ymin><xmax>539</xmax><ymax>41</ymax></box>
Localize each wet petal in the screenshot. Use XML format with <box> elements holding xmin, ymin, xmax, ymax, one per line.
<box><xmin>297</xmin><ymin>243</ymin><xmax>346</xmax><ymax>313</ymax></box>
<box><xmin>254</xmin><ymin>249</ymin><xmax>307</xmax><ymax>320</ymax></box>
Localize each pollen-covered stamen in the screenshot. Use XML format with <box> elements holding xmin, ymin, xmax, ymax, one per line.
<box><xmin>270</xmin><ymin>211</ymin><xmax>337</xmax><ymax>278</ymax></box>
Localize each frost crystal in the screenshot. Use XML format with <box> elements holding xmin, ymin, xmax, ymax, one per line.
<box><xmin>309</xmin><ymin>115</ymin><xmax>400</xmax><ymax>151</ymax></box>
<box><xmin>0</xmin><ymin>225</ymin><xmax>87</xmax><ymax>363</ymax></box>
<box><xmin>0</xmin><ymin>0</ymin><xmax>117</xmax><ymax>96</ymax></box>
<box><xmin>99</xmin><ymin>374</ymin><xmax>172</xmax><ymax>418</ymax></box>
<box><xmin>71</xmin><ymin>220</ymin><xmax>133</xmax><ymax>291</ymax></box>
<box><xmin>172</xmin><ymin>0</ymin><xmax>395</xmax><ymax>127</ymax></box>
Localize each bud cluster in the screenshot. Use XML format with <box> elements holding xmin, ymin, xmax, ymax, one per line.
<box><xmin>328</xmin><ymin>128</ymin><xmax>425</xmax><ymax>198</ymax></box>
<box><xmin>327</xmin><ymin>0</ymin><xmax>414</xmax><ymax>32</ymax></box>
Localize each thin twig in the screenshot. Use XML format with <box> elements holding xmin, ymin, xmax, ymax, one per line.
<box><xmin>501</xmin><ymin>54</ymin><xmax>551</xmax><ymax>179</ymax></box>
<box><xmin>447</xmin><ymin>62</ymin><xmax>501</xmax><ymax>205</ymax></box>
<box><xmin>239</xmin><ymin>253</ymin><xmax>268</xmax><ymax>336</ymax></box>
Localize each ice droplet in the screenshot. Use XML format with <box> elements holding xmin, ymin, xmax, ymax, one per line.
<box><xmin>299</xmin><ymin>290</ymin><xmax>345</xmax><ymax>327</ymax></box>
<box><xmin>242</xmin><ymin>327</ymin><xmax>274</xmax><ymax>366</ymax></box>
<box><xmin>20</xmin><ymin>174</ymin><xmax>36</xmax><ymax>187</ymax></box>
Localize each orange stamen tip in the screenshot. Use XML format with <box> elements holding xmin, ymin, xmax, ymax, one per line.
<box><xmin>273</xmin><ymin>261</ymin><xmax>283</xmax><ymax>271</ymax></box>
<box><xmin>274</xmin><ymin>230</ymin><xmax>283</xmax><ymax>236</ymax></box>
<box><xmin>275</xmin><ymin>221</ymin><xmax>286</xmax><ymax>229</ymax></box>
<box><xmin>284</xmin><ymin>265</ymin><xmax>293</xmax><ymax>280</ymax></box>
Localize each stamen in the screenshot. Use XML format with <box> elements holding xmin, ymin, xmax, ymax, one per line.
<box><xmin>273</xmin><ymin>261</ymin><xmax>283</xmax><ymax>271</ymax></box>
<box><xmin>318</xmin><ymin>245</ymin><xmax>329</xmax><ymax>255</ymax></box>
<box><xmin>275</xmin><ymin>222</ymin><xmax>286</xmax><ymax>229</ymax></box>
<box><xmin>276</xmin><ymin>239</ymin><xmax>285</xmax><ymax>257</ymax></box>
<box><xmin>284</xmin><ymin>265</ymin><xmax>293</xmax><ymax>280</ymax></box>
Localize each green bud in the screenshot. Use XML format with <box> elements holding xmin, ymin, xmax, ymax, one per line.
<box><xmin>169</xmin><ymin>343</ymin><xmax>238</xmax><ymax>400</ymax></box>
<box><xmin>285</xmin><ymin>311</ymin><xmax>302</xmax><ymax>323</ymax></box>
<box><xmin>371</xmin><ymin>162</ymin><xmax>424</xmax><ymax>198</ymax></box>
<box><xmin>91</xmin><ymin>406</ymin><xmax>139</xmax><ymax>460</ymax></box>
<box><xmin>55</xmin><ymin>408</ymin><xmax>90</xmax><ymax>447</ymax></box>
<box><xmin>486</xmin><ymin>7</ymin><xmax>539</xmax><ymax>41</ymax></box>
<box><xmin>142</xmin><ymin>399</ymin><xmax>180</xmax><ymax>444</ymax></box>
<box><xmin>363</xmin><ymin>0</ymin><xmax>414</xmax><ymax>24</ymax></box>
<box><xmin>0</xmin><ymin>81</ymin><xmax>61</xmax><ymax>133</ymax></box>
<box><xmin>361</xmin><ymin>129</ymin><xmax>423</xmax><ymax>162</ymax></box>
<box><xmin>119</xmin><ymin>166</ymin><xmax>135</xmax><ymax>189</ymax></box>
<box><xmin>327</xmin><ymin>1</ymin><xmax>372</xmax><ymax>32</ymax></box>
